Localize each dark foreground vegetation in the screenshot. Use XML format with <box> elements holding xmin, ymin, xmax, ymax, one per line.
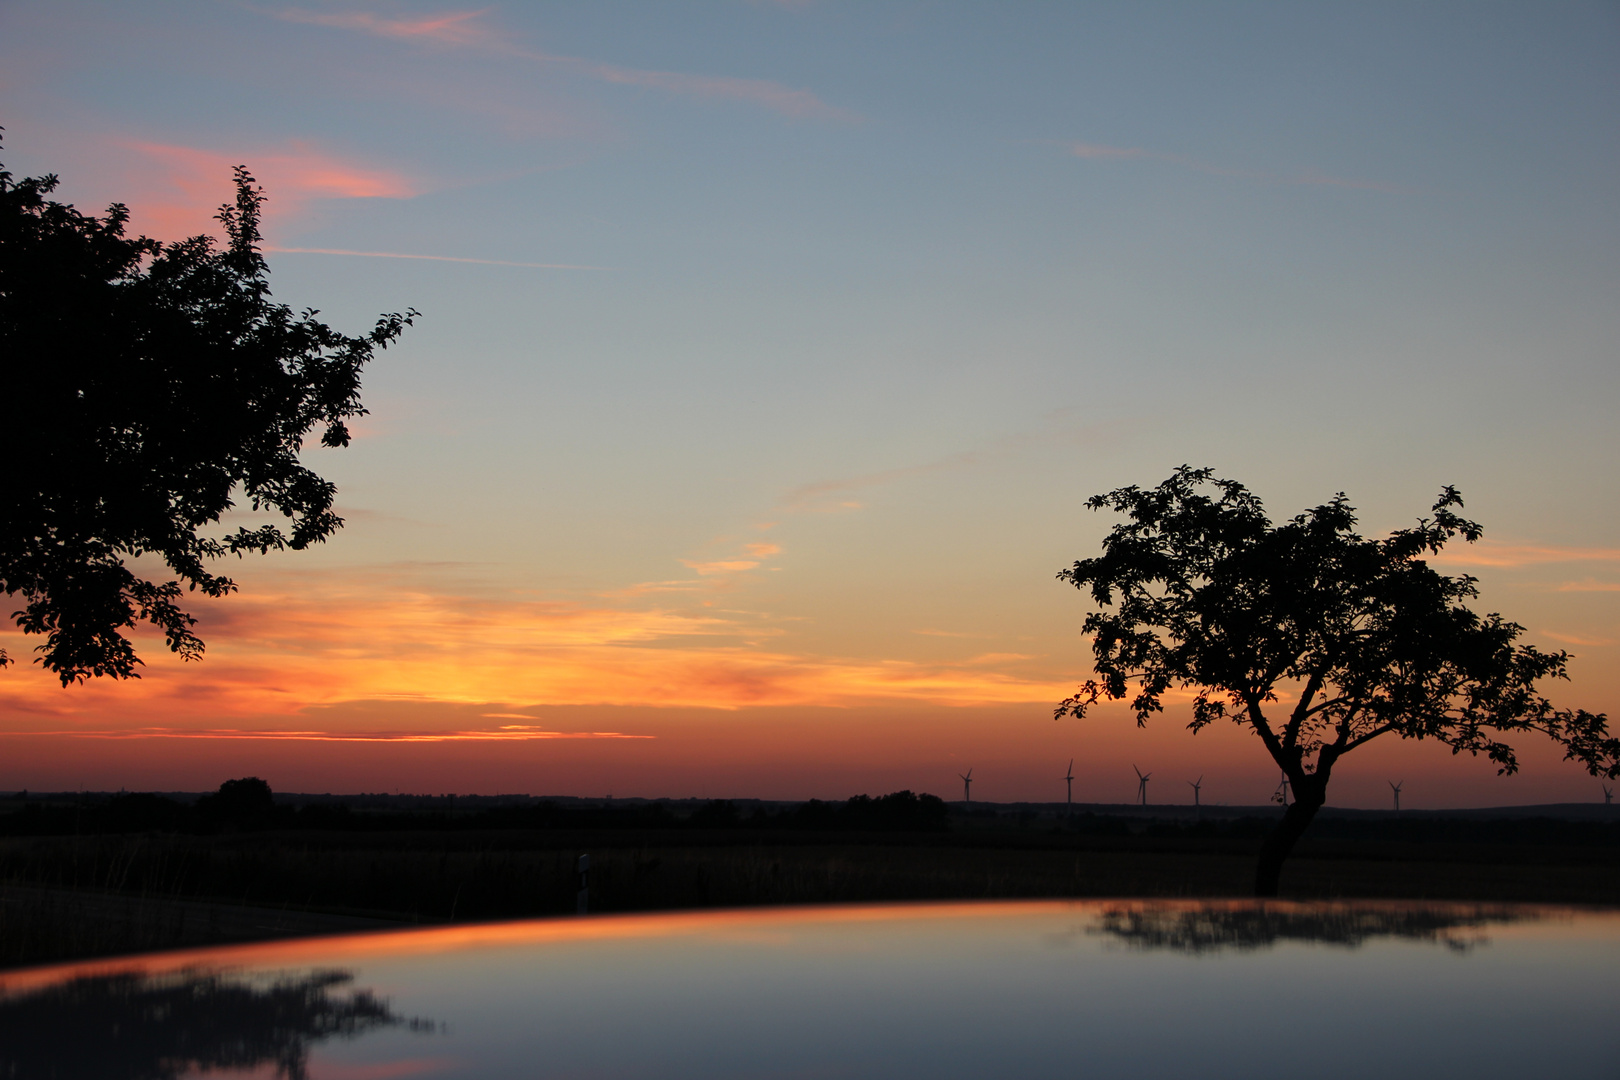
<box><xmin>2</xmin><ymin>783</ymin><xmax>1617</xmax><ymax>969</ymax></box>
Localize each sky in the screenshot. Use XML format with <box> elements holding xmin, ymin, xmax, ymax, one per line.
<box><xmin>1</xmin><ymin>1</ymin><xmax>1617</xmax><ymax>807</ymax></box>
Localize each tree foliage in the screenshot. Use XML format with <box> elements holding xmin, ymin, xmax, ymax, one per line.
<box><xmin>1057</xmin><ymin>466</ymin><xmax>1617</xmax><ymax>894</ymax></box>
<box><xmin>0</xmin><ymin>144</ymin><xmax>415</xmax><ymax>683</ymax></box>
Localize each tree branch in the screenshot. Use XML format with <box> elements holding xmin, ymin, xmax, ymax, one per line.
<box><xmin>1283</xmin><ymin>666</ymin><xmax>1329</xmax><ymax>751</ymax></box>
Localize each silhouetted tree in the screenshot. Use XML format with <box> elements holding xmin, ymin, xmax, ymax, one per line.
<box><xmin>1057</xmin><ymin>466</ymin><xmax>1618</xmax><ymax>896</ymax></box>
<box><xmin>0</xmin><ymin>137</ymin><xmax>415</xmax><ymax>683</ymax></box>
<box><xmin>0</xmin><ymin>967</ymin><xmax>430</xmax><ymax>1080</ymax></box>
<box><xmin>194</xmin><ymin>776</ymin><xmax>278</xmax><ymax>827</ymax></box>
<box><xmin>1095</xmin><ymin>901</ymin><xmax>1524</xmax><ymax>953</ymax></box>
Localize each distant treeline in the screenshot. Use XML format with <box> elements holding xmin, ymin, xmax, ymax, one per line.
<box><xmin>1069</xmin><ymin>813</ymin><xmax>1620</xmax><ymax>848</ymax></box>
<box><xmin>1</xmin><ymin>781</ymin><xmax>1617</xmax><ymax>847</ymax></box>
<box><xmin>0</xmin><ymin>781</ymin><xmax>952</xmax><ymax>836</ymax></box>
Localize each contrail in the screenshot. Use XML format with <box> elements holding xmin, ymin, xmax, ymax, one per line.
<box><xmin>264</xmin><ymin>246</ymin><xmax>608</xmax><ymax>270</ymax></box>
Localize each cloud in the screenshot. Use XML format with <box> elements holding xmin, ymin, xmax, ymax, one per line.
<box><xmin>124</xmin><ymin>139</ymin><xmax>415</xmax><ymax>199</ymax></box>
<box><xmin>1538</xmin><ymin>631</ymin><xmax>1616</xmax><ymax>648</ymax></box>
<box><xmin>0</xmin><ymin>564</ymin><xmax>1071</xmax><ymax>727</ymax></box>
<box><xmin>1557</xmin><ymin>579</ymin><xmax>1620</xmax><ymax>593</ymax></box>
<box><xmin>681</xmin><ymin>559</ymin><xmax>762</xmax><ymax>576</ymax></box>
<box><xmin>111</xmin><ymin>139</ymin><xmax>418</xmax><ymax>239</ymax></box>
<box><xmin>781</xmin><ymin>450</ymin><xmax>981</xmax><ymax>513</ymax></box>
<box><xmin>581</xmin><ymin>63</ymin><xmax>855</xmax><ymax>120</ymax></box>
<box><xmin>6</xmin><ymin>725</ymin><xmax>651</xmax><ymax>741</ymax></box>
<box><xmin>672</xmin><ymin>536</ymin><xmax>783</xmax><ymax>580</ymax></box>
<box><xmin>1059</xmin><ymin>140</ymin><xmax>1395</xmax><ymax>191</ymax></box>
<box><xmin>263</xmin><ymin>6</ymin><xmax>860</xmax><ymax>121</ymax></box>
<box><xmin>264</xmin><ymin>246</ymin><xmax>607</xmax><ymax>270</ymax></box>
<box><xmin>269</xmin><ymin>7</ymin><xmax>501</xmax><ymax>46</ymax></box>
<box><xmin>605</xmin><ymin>579</ymin><xmax>709</xmax><ymax>598</ymax></box>
<box><xmin>1430</xmin><ymin>543</ymin><xmax>1620</xmax><ymax>568</ymax></box>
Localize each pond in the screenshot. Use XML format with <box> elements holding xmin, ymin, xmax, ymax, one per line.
<box><xmin>2</xmin><ymin>900</ymin><xmax>1616</xmax><ymax>1079</ymax></box>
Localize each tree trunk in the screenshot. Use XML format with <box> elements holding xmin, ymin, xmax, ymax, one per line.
<box><xmin>1253</xmin><ymin>788</ymin><xmax>1325</xmax><ymax>897</ymax></box>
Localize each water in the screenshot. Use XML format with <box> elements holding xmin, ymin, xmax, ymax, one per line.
<box><xmin>2</xmin><ymin>900</ymin><xmax>1615</xmax><ymax>1079</ymax></box>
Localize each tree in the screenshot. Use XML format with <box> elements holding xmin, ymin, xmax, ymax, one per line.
<box><xmin>0</xmin><ymin>968</ymin><xmax>424</xmax><ymax>1080</ymax></box>
<box><xmin>0</xmin><ymin>141</ymin><xmax>416</xmax><ymax>684</ymax></box>
<box><xmin>1056</xmin><ymin>466</ymin><xmax>1618</xmax><ymax>896</ymax></box>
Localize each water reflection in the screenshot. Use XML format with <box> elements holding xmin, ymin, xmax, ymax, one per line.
<box><xmin>1093</xmin><ymin>901</ymin><xmax>1530</xmax><ymax>954</ymax></box>
<box><xmin>0</xmin><ymin>902</ymin><xmax>1613</xmax><ymax>1080</ymax></box>
<box><xmin>0</xmin><ymin>967</ymin><xmax>431</xmax><ymax>1080</ymax></box>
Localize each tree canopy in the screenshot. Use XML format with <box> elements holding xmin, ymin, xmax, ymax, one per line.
<box><xmin>1057</xmin><ymin>466</ymin><xmax>1617</xmax><ymax>895</ymax></box>
<box><xmin>0</xmin><ymin>144</ymin><xmax>415</xmax><ymax>684</ymax></box>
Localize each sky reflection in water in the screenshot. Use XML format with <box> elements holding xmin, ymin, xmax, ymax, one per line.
<box><xmin>1</xmin><ymin>900</ymin><xmax>1616</xmax><ymax>1079</ymax></box>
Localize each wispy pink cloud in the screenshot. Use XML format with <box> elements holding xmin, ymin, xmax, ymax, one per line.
<box><xmin>113</xmin><ymin>139</ymin><xmax>418</xmax><ymax>239</ymax></box>
<box><xmin>1060</xmin><ymin>141</ymin><xmax>1396</xmax><ymax>191</ymax></box>
<box><xmin>271</xmin><ymin>7</ymin><xmax>500</xmax><ymax>46</ymax></box>
<box><xmin>263</xmin><ymin>7</ymin><xmax>860</xmax><ymax>121</ymax></box>
<box><xmin>124</xmin><ymin>139</ymin><xmax>415</xmax><ymax>199</ymax></box>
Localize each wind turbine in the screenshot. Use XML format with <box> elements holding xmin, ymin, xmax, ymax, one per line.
<box><xmin>1133</xmin><ymin>765</ymin><xmax>1151</xmax><ymax>807</ymax></box>
<box><xmin>1603</xmin><ymin>784</ymin><xmax>1613</xmax><ymax>807</ymax></box>
<box><xmin>1275</xmin><ymin>771</ymin><xmax>1291</xmax><ymax>807</ymax></box>
<box><xmin>959</xmin><ymin>768</ymin><xmax>973</xmax><ymax>806</ymax></box>
<box><xmin>1188</xmin><ymin>776</ymin><xmax>1203</xmax><ymax>808</ymax></box>
<box><xmin>1065</xmin><ymin>759</ymin><xmax>1075</xmax><ymax>817</ymax></box>
<box><xmin>1389</xmin><ymin>780</ymin><xmax>1403</xmax><ymax>813</ymax></box>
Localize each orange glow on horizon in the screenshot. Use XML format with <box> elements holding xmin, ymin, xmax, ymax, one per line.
<box><xmin>0</xmin><ymin>566</ymin><xmax>1075</xmax><ymax>730</ymax></box>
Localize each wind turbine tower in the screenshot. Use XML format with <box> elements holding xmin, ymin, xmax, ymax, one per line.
<box><xmin>1276</xmin><ymin>771</ymin><xmax>1291</xmax><ymax>807</ymax></box>
<box><xmin>1188</xmin><ymin>776</ymin><xmax>1203</xmax><ymax>808</ymax></box>
<box><xmin>1065</xmin><ymin>759</ymin><xmax>1075</xmax><ymax>817</ymax></box>
<box><xmin>1604</xmin><ymin>784</ymin><xmax>1613</xmax><ymax>807</ymax></box>
<box><xmin>1389</xmin><ymin>780</ymin><xmax>1403</xmax><ymax>813</ymax></box>
<box><xmin>959</xmin><ymin>768</ymin><xmax>973</xmax><ymax>806</ymax></box>
<box><xmin>1133</xmin><ymin>765</ymin><xmax>1151</xmax><ymax>807</ymax></box>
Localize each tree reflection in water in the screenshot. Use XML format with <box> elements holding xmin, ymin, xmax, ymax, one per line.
<box><xmin>1094</xmin><ymin>902</ymin><xmax>1532</xmax><ymax>954</ymax></box>
<box><xmin>0</xmin><ymin>966</ymin><xmax>433</xmax><ymax>1080</ymax></box>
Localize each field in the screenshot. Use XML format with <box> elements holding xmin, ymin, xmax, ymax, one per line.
<box><xmin>3</xmin><ymin>806</ymin><xmax>1618</xmax><ymax>969</ymax></box>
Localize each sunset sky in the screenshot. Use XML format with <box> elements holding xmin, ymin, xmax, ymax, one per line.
<box><xmin>2</xmin><ymin>2</ymin><xmax>1616</xmax><ymax>807</ymax></box>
